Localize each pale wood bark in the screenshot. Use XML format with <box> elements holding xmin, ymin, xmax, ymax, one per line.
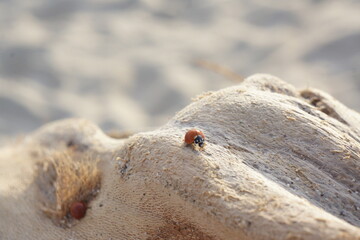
<box><xmin>0</xmin><ymin>74</ymin><xmax>359</xmax><ymax>240</ymax></box>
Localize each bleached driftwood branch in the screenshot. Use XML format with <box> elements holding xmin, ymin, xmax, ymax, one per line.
<box><xmin>0</xmin><ymin>74</ymin><xmax>359</xmax><ymax>240</ymax></box>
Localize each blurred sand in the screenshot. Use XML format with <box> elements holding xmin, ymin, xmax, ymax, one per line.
<box><xmin>0</xmin><ymin>0</ymin><xmax>359</xmax><ymax>138</ymax></box>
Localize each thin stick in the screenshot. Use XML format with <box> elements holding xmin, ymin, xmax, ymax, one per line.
<box><xmin>194</xmin><ymin>59</ymin><xmax>244</xmax><ymax>83</ymax></box>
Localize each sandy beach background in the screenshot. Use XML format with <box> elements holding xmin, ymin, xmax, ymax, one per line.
<box><xmin>0</xmin><ymin>0</ymin><xmax>359</xmax><ymax>139</ymax></box>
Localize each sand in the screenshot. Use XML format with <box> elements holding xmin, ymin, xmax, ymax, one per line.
<box><xmin>0</xmin><ymin>0</ymin><xmax>359</xmax><ymax>138</ymax></box>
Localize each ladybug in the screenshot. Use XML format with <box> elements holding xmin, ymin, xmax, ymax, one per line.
<box><xmin>70</xmin><ymin>201</ymin><xmax>87</xmax><ymax>220</ymax></box>
<box><xmin>184</xmin><ymin>129</ymin><xmax>205</xmax><ymax>148</ymax></box>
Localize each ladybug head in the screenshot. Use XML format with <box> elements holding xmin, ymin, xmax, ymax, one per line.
<box><xmin>193</xmin><ymin>135</ymin><xmax>205</xmax><ymax>148</ymax></box>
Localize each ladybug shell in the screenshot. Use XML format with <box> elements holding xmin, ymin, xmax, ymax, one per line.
<box><xmin>184</xmin><ymin>129</ymin><xmax>205</xmax><ymax>144</ymax></box>
<box><xmin>70</xmin><ymin>201</ymin><xmax>87</xmax><ymax>220</ymax></box>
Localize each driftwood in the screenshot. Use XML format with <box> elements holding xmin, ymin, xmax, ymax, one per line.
<box><xmin>0</xmin><ymin>74</ymin><xmax>359</xmax><ymax>240</ymax></box>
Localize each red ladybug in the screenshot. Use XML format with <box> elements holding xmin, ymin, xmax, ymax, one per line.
<box><xmin>70</xmin><ymin>201</ymin><xmax>87</xmax><ymax>220</ymax></box>
<box><xmin>184</xmin><ymin>129</ymin><xmax>205</xmax><ymax>148</ymax></box>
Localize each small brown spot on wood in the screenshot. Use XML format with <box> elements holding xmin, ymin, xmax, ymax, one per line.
<box><xmin>147</xmin><ymin>219</ymin><xmax>216</xmax><ymax>240</ymax></box>
<box><xmin>66</xmin><ymin>140</ymin><xmax>88</xmax><ymax>152</ymax></box>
